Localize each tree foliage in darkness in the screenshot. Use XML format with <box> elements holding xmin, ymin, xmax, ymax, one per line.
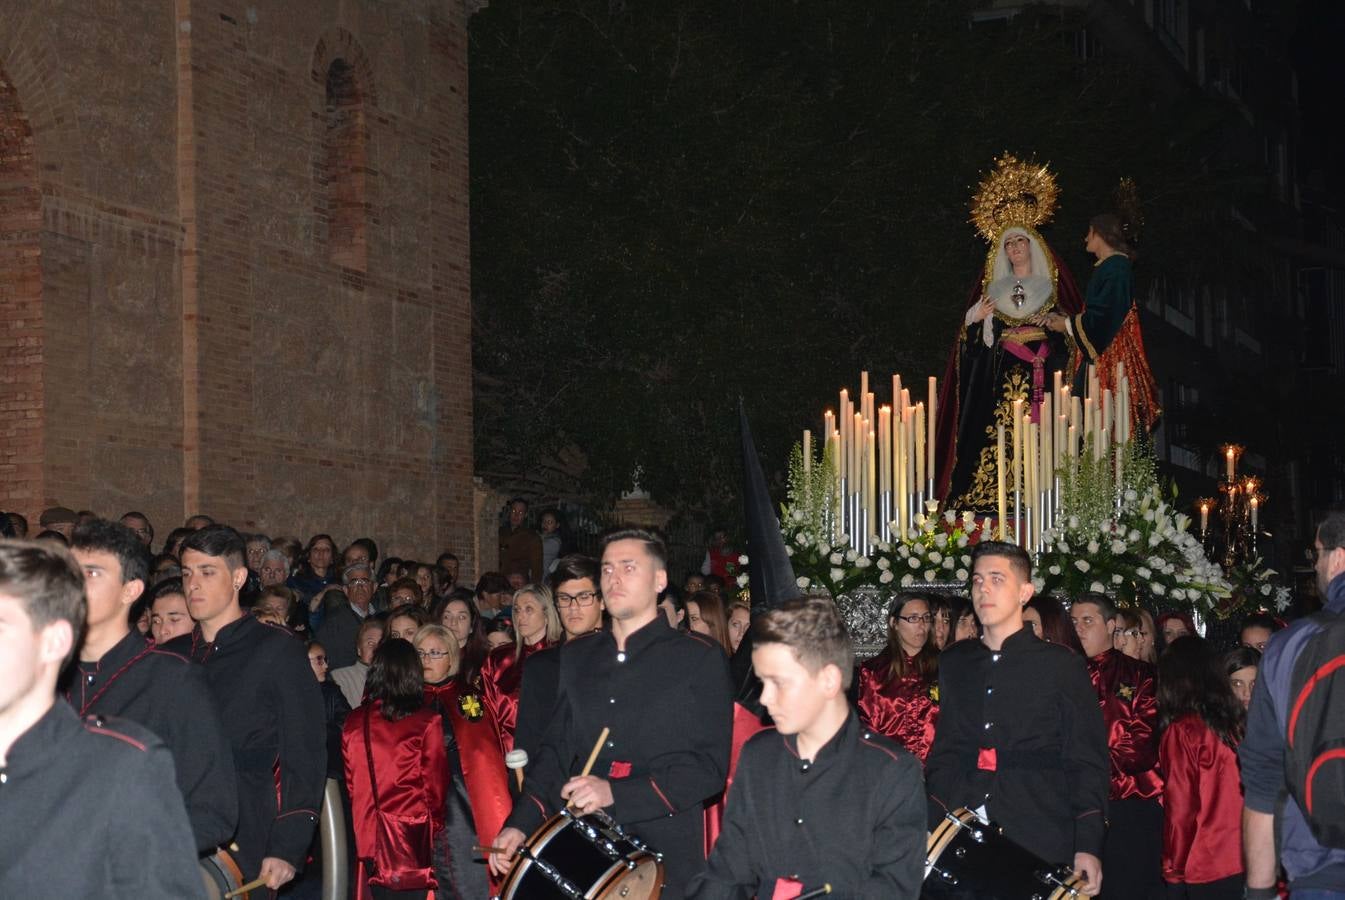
<box><xmin>469</xmin><ymin>1</ymin><xmax>1276</xmax><ymax>524</ymax></box>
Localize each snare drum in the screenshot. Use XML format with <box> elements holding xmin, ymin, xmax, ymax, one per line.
<box><xmin>922</xmin><ymin>808</ymin><xmax>1091</xmax><ymax>900</ymax></box>
<box><xmin>496</xmin><ymin>808</ymin><xmax>663</xmax><ymax>899</ymax></box>
<box><xmin>199</xmin><ymin>848</ymin><xmax>248</xmax><ymax>900</ymax></box>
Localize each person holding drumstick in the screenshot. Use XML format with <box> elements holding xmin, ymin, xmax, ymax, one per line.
<box><xmin>688</xmin><ymin>596</ymin><xmax>927</xmax><ymax>898</ymax></box>
<box><xmin>925</xmin><ymin>541</ymin><xmax>1109</xmax><ymax>897</ymax></box>
<box><xmin>489</xmin><ymin>528</ymin><xmax>733</xmax><ymax>897</ymax></box>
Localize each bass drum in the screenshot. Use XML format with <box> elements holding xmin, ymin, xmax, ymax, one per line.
<box><xmin>922</xmin><ymin>808</ymin><xmax>1091</xmax><ymax>900</ymax></box>
<box><xmin>200</xmin><ymin>848</ymin><xmax>249</xmax><ymax>900</ymax></box>
<box><xmin>497</xmin><ymin>808</ymin><xmax>663</xmax><ymax>900</ymax></box>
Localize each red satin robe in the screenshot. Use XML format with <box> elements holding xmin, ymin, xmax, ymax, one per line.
<box><xmin>1159</xmin><ymin>714</ymin><xmax>1244</xmax><ymax>885</ymax></box>
<box><xmin>423</xmin><ymin>679</ymin><xmax>514</xmax><ymax>857</ymax></box>
<box><xmin>1085</xmin><ymin>649</ymin><xmax>1162</xmax><ymax>800</ymax></box>
<box><xmin>704</xmin><ymin>700</ymin><xmax>775</xmax><ymax>855</ymax></box>
<box><xmin>342</xmin><ymin>702</ymin><xmax>447</xmax><ymax>899</ymax></box>
<box><xmin>480</xmin><ymin>638</ymin><xmax>554</xmax><ymax>754</ymax></box>
<box><xmin>855</xmin><ymin>654</ymin><xmax>939</xmax><ymax>763</ymax></box>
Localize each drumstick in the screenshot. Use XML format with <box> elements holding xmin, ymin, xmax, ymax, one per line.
<box><xmin>565</xmin><ymin>726</ymin><xmax>611</xmax><ymax>813</ymax></box>
<box><xmin>473</xmin><ymin>845</ymin><xmax>513</xmax><ymax>856</ymax></box>
<box><xmin>224</xmin><ymin>876</ymin><xmax>268</xmax><ymax>898</ymax></box>
<box><xmin>506</xmin><ymin>748</ymin><xmax>528</xmax><ymax>791</ymax></box>
<box><xmin>578</xmin><ymin>727</ymin><xmax>610</xmax><ymax>778</ymax></box>
<box><xmin>797</xmin><ymin>885</ymin><xmax>832</xmax><ymax>900</ymax></box>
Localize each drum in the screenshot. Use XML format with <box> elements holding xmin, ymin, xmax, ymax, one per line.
<box><xmin>199</xmin><ymin>848</ymin><xmax>249</xmax><ymax>900</ymax></box>
<box><xmin>922</xmin><ymin>808</ymin><xmax>1092</xmax><ymax>900</ymax></box>
<box><xmin>496</xmin><ymin>808</ymin><xmax>663</xmax><ymax>900</ymax></box>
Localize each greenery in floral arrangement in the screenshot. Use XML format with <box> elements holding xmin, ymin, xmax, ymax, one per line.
<box><xmin>1038</xmin><ymin>485</ymin><xmax>1233</xmax><ymax>616</ymax></box>
<box><xmin>1222</xmin><ymin>558</ymin><xmax>1293</xmax><ymax>617</ymax></box>
<box><xmin>779</xmin><ymin>441</ymin><xmax>870</xmax><ymax>596</ymax></box>
<box><xmin>1056</xmin><ymin>438</ymin><xmax>1157</xmax><ymax>536</ymax></box>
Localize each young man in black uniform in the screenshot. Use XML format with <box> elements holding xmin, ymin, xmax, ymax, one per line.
<box><xmin>925</xmin><ymin>541</ymin><xmax>1109</xmax><ymax>896</ymax></box>
<box><xmin>688</xmin><ymin>596</ymin><xmax>927</xmax><ymax>898</ymax></box>
<box><xmin>176</xmin><ymin>525</ymin><xmax>326</xmax><ymax>892</ymax></box>
<box><xmin>67</xmin><ymin>519</ymin><xmax>238</xmax><ymax>855</ymax></box>
<box><xmin>0</xmin><ymin>539</ymin><xmax>202</xmax><ymax>897</ymax></box>
<box><xmin>490</xmin><ymin>528</ymin><xmax>733</xmax><ymax>897</ymax></box>
<box><xmin>512</xmin><ymin>553</ymin><xmax>606</xmax><ymax>764</ymax></box>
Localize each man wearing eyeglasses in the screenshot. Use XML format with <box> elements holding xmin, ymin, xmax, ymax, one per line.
<box><xmin>512</xmin><ymin>555</ymin><xmax>607</xmax><ymax>765</ymax></box>
<box><xmin>316</xmin><ymin>562</ymin><xmax>375</xmax><ymax>669</ymax></box>
<box><xmin>1070</xmin><ymin>592</ymin><xmax>1162</xmax><ymax>899</ymax></box>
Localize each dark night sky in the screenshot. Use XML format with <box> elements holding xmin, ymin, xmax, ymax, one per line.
<box><xmin>1292</xmin><ymin>0</ymin><xmax>1345</xmax><ymax>204</ymax></box>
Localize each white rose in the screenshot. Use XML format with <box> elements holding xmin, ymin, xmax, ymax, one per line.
<box><xmin>1124</xmin><ymin>489</ymin><xmax>1137</xmax><ymax>502</ymax></box>
<box><xmin>1110</xmin><ymin>541</ymin><xmax>1127</xmax><ymax>554</ymax></box>
<box><xmin>1170</xmin><ymin>588</ymin><xmax>1185</xmax><ymax>601</ymax></box>
<box><xmin>737</xmin><ymin>554</ymin><xmax>749</xmax><ymax>565</ymax></box>
<box><xmin>1060</xmin><ymin>540</ymin><xmax>1071</xmax><ymax>553</ymax></box>
<box><xmin>943</xmin><ymin>556</ymin><xmax>955</xmax><ymax>570</ymax></box>
<box><xmin>792</xmin><ymin>509</ymin><xmax>805</xmax><ymax>522</ymax></box>
<box><xmin>957</xmin><ymin>534</ymin><xmax>969</xmax><ymax>548</ymax></box>
<box><xmin>829</xmin><ymin>552</ymin><xmax>843</xmax><ymax>565</ymax></box>
<box><xmin>900</xmin><ymin>573</ymin><xmax>915</xmax><ymax>587</ymax></box>
<box><xmin>879</xmin><ymin>570</ymin><xmax>895</xmax><ymax>584</ymax></box>
<box><xmin>924</xmin><ymin>569</ymin><xmax>937</xmax><ymax>582</ymax></box>
<box><xmin>877</xmin><ymin>557</ymin><xmax>891</xmax><ymax>570</ymax></box>
<box><xmin>855</xmin><ymin>556</ymin><xmax>871</xmax><ymax>569</ymax></box>
<box><xmin>736</xmin><ymin>574</ymin><xmax>749</xmax><ymax>587</ymax></box>
<box><xmin>1075</xmin><ymin>559</ymin><xmax>1091</xmax><ymax>573</ymax></box>
<box><xmin>1136</xmin><ymin>566</ymin><xmax>1152</xmax><ymax>579</ymax></box>
<box><xmin>1143</xmin><ymin>510</ymin><xmax>1156</xmax><ymax>522</ymax></box>
<box><xmin>1090</xmin><ymin>581</ymin><xmax>1106</xmax><ymax>593</ymax></box>
<box><xmin>795</xmin><ymin>533</ymin><xmax>808</xmax><ymax>546</ymax></box>
<box><xmin>1151</xmin><ymin>583</ymin><xmax>1166</xmax><ymax>597</ymax></box>
<box><xmin>1260</xmin><ymin>584</ymin><xmax>1272</xmax><ymax>596</ymax></box>
<box><xmin>1068</xmin><ymin>516</ymin><xmax>1080</xmax><ymax>529</ymax></box>
<box><xmin>909</xmin><ymin>558</ymin><xmax>921</xmax><ymax>570</ymax></box>
<box><xmin>1032</xmin><ymin>577</ymin><xmax>1046</xmax><ymax>592</ymax></box>
<box><xmin>1049</xmin><ymin>565</ymin><xmax>1062</xmax><ymax>576</ymax></box>
<box><xmin>929</xmin><ymin>551</ymin><xmax>943</xmax><ymax>564</ymax></box>
<box><xmin>795</xmin><ymin>576</ymin><xmax>810</xmax><ymax>589</ymax></box>
<box><xmin>955</xmin><ymin>568</ymin><xmax>968</xmax><ymax>581</ymax></box>
<box><xmin>934</xmin><ymin>533</ymin><xmax>949</xmax><ymax>548</ymax></box>
<box><xmin>830</xmin><ymin>568</ymin><xmax>844</xmax><ymax>582</ymax></box>
<box><xmin>1087</xmin><ymin>540</ymin><xmax>1100</xmax><ymax>555</ymax></box>
<box><xmin>844</xmin><ymin>549</ymin><xmax>857</xmax><ymax>562</ymax></box>
<box><xmin>1148</xmin><ymin>534</ymin><xmax>1161</xmax><ymax>547</ymax></box>
<box><xmin>961</xmin><ymin>555</ymin><xmax>972</xmax><ymax>566</ymax></box>
<box><xmin>1112</xmin><ymin>574</ymin><xmax>1123</xmax><ymax>584</ymax></box>
<box><xmin>786</xmin><ymin>546</ymin><xmax>794</xmax><ymax>556</ymax></box>
<box><xmin>1129</xmin><ymin>529</ymin><xmax>1141</xmax><ymax>543</ymax></box>
<box><xmin>943</xmin><ymin>509</ymin><xmax>956</xmax><ymax>524</ymax></box>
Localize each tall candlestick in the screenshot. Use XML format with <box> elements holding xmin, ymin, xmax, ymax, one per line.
<box><xmin>905</xmin><ymin>410</ymin><xmax>916</xmax><ymax>526</ymax></box>
<box><xmin>895</xmin><ymin>407</ymin><xmax>907</xmax><ymax>537</ymax></box>
<box><xmin>878</xmin><ymin>406</ymin><xmax>892</xmax><ymax>495</ymax></box>
<box><xmin>1053</xmin><ymin>370</ymin><xmax>1063</xmax><ymax>409</ymax></box>
<box><xmin>915</xmin><ymin>402</ymin><xmax>926</xmax><ymax>492</ymax></box>
<box><xmin>997</xmin><ymin>424</ymin><xmax>1007</xmax><ymax>539</ymax></box>
<box><xmin>860</xmin><ymin>371</ymin><xmax>869</xmax><ymax>409</ymax></box>
<box><xmin>1067</xmin><ymin>424</ymin><xmax>1076</xmax><ymax>460</ymax></box>
<box><xmin>853</xmin><ymin>413</ymin><xmax>864</xmax><ymax>499</ymax></box>
<box><xmin>1250</xmin><ymin>496</ymin><xmax>1259</xmax><ymax>531</ymax></box>
<box><xmin>1199</xmin><ymin>501</ymin><xmax>1210</xmax><ymax>537</ymax></box>
<box><xmin>1225</xmin><ymin>447</ymin><xmax>1235</xmax><ymax>482</ymax></box>
<box><xmin>1011</xmin><ymin>398</ymin><xmax>1023</xmax><ymax>489</ymax></box>
<box><xmin>1040</xmin><ymin>395</ymin><xmax>1054</xmax><ymax>488</ymax></box>
<box><xmin>927</xmin><ymin>376</ymin><xmax>938</xmax><ymax>494</ymax></box>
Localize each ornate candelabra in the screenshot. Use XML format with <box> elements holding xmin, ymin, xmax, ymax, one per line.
<box><xmin>1201</xmin><ymin>444</ymin><xmax>1265</xmax><ymax>568</ymax></box>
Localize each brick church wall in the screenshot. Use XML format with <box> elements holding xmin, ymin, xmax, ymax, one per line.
<box><xmin>0</xmin><ymin>1</ymin><xmax>475</xmax><ymax>567</ymax></box>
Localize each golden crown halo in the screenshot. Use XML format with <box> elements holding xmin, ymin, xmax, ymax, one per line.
<box><xmin>970</xmin><ymin>154</ymin><xmax>1061</xmax><ymax>242</ymax></box>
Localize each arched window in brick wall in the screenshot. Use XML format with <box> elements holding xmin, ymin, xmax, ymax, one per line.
<box><xmin>322</xmin><ymin>58</ymin><xmax>367</xmax><ymax>272</ymax></box>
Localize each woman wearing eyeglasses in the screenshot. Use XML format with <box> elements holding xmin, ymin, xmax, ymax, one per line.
<box><xmin>479</xmin><ymin>584</ymin><xmax>563</xmax><ymax>756</ymax></box>
<box><xmin>856</xmin><ymin>592</ymin><xmax>941</xmax><ymax>763</ymax></box>
<box><xmin>415</xmin><ymin>624</ymin><xmax>513</xmax><ymax>899</ymax></box>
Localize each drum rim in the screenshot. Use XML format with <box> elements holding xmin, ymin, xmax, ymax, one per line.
<box><xmin>497</xmin><ymin>812</ymin><xmax>664</xmax><ymax>900</ymax></box>
<box><xmin>923</xmin><ymin>808</ymin><xmax>1092</xmax><ymax>900</ymax></box>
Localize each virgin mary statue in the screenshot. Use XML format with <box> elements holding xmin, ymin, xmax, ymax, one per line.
<box><xmin>936</xmin><ymin>156</ymin><xmax>1083</xmax><ymax>510</ymax></box>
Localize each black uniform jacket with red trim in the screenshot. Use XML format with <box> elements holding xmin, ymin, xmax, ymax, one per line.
<box><xmin>0</xmin><ymin>702</ymin><xmax>203</xmax><ymax>898</ymax></box>
<box><xmin>506</xmin><ymin>616</ymin><xmax>733</xmax><ymax>898</ymax></box>
<box><xmin>66</xmin><ymin>627</ymin><xmax>238</xmax><ymax>853</ymax></box>
<box><xmin>172</xmin><ymin>614</ymin><xmax>326</xmax><ymax>876</ymax></box>
<box><xmin>688</xmin><ymin>709</ymin><xmax>927</xmax><ymax>899</ymax></box>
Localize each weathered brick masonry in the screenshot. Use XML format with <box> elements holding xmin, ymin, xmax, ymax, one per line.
<box><xmin>0</xmin><ymin>1</ymin><xmax>475</xmax><ymax>564</ymax></box>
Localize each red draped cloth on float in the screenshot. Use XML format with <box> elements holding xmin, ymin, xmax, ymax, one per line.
<box><xmin>480</xmin><ymin>638</ymin><xmax>555</xmax><ymax>755</ymax></box>
<box><xmin>703</xmin><ymin>701</ymin><xmax>774</xmax><ymax>855</ymax></box>
<box><xmin>424</xmin><ymin>678</ymin><xmax>514</xmax><ymax>894</ymax></box>
<box><xmin>343</xmin><ymin>702</ymin><xmax>448</xmax><ymax>900</ymax></box>
<box><xmin>856</xmin><ymin>655</ymin><xmax>940</xmax><ymax>763</ymax></box>
<box><xmin>935</xmin><ymin>248</ymin><xmax>1084</xmax><ymax>502</ymax></box>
